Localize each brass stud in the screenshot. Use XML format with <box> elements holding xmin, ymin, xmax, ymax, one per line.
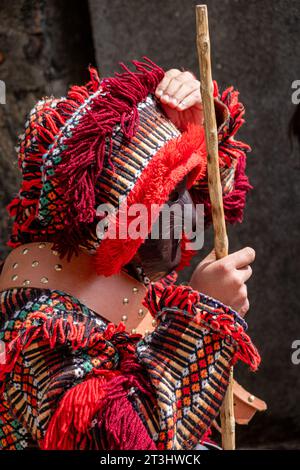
<box><xmin>131</xmin><ymin>328</ymin><xmax>137</xmax><ymax>334</ymax></box>
<box><xmin>11</xmin><ymin>274</ymin><xmax>18</xmax><ymax>281</ymax></box>
<box><xmin>32</xmin><ymin>260</ymin><xmax>39</xmax><ymax>268</ymax></box>
<box><xmin>121</xmin><ymin>315</ymin><xmax>128</xmax><ymax>322</ymax></box>
<box><xmin>248</xmin><ymin>395</ymin><xmax>255</xmax><ymax>403</ymax></box>
<box><xmin>52</xmin><ymin>250</ymin><xmax>59</xmax><ymax>256</ymax></box>
<box><xmin>39</xmin><ymin>243</ymin><xmax>46</xmax><ymax>249</ymax></box>
<box><xmin>23</xmin><ymin>280</ymin><xmax>30</xmax><ymax>286</ymax></box>
<box><xmin>152</xmin><ymin>319</ymin><xmax>157</xmax><ymax>327</ymax></box>
<box><xmin>22</xmin><ymin>248</ymin><xmax>29</xmax><ymax>255</ymax></box>
<box><xmin>12</xmin><ymin>262</ymin><xmax>18</xmax><ymax>269</ymax></box>
<box><xmin>123</xmin><ymin>297</ymin><xmax>129</xmax><ymax>305</ymax></box>
<box><xmin>138</xmin><ymin>308</ymin><xmax>145</xmax><ymax>318</ymax></box>
<box><xmin>145</xmin><ymin>329</ymin><xmax>150</xmax><ymax>335</ymax></box>
<box><xmin>54</xmin><ymin>264</ymin><xmax>62</xmax><ymax>271</ymax></box>
<box><xmin>41</xmin><ymin>276</ymin><xmax>49</xmax><ymax>284</ymax></box>
<box><xmin>132</xmin><ymin>287</ymin><xmax>139</xmax><ymax>293</ymax></box>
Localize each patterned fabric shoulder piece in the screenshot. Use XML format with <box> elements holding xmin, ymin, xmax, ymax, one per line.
<box><xmin>0</xmin><ymin>283</ymin><xmax>260</xmax><ymax>450</ymax></box>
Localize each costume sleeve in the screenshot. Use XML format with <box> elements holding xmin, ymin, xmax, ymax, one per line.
<box><xmin>0</xmin><ymin>290</ymin><xmax>157</xmax><ymax>450</ymax></box>
<box><xmin>135</xmin><ymin>283</ymin><xmax>260</xmax><ymax>450</ymax></box>
<box><xmin>189</xmin><ymin>81</ymin><xmax>252</xmax><ymax>226</ymax></box>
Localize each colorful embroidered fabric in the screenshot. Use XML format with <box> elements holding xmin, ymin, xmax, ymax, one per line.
<box><xmin>0</xmin><ymin>284</ymin><xmax>260</xmax><ymax>450</ymax></box>
<box><xmin>136</xmin><ymin>284</ymin><xmax>260</xmax><ymax>449</ymax></box>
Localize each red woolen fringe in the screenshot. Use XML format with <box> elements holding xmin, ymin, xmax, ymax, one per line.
<box><xmin>95</xmin><ymin>354</ymin><xmax>157</xmax><ymax>450</ymax></box>
<box><xmin>97</xmin><ymin>392</ymin><xmax>157</xmax><ymax>450</ymax></box>
<box><xmin>193</xmin><ymin>153</ymin><xmax>253</xmax><ymax>225</ymax></box>
<box><xmin>95</xmin><ymin>122</ymin><xmax>206</xmax><ymax>276</ymax></box>
<box><xmin>143</xmin><ymin>284</ymin><xmax>261</xmax><ymax>372</ymax></box>
<box><xmin>52</xmin><ymin>58</ymin><xmax>165</xmax><ymax>245</ymax></box>
<box><xmin>7</xmin><ymin>57</ymin><xmax>164</xmax><ymax>253</ymax></box>
<box><xmin>41</xmin><ymin>376</ymin><xmax>111</xmax><ymax>450</ymax></box>
<box><xmin>43</xmin><ymin>353</ymin><xmax>156</xmax><ymax>450</ymax></box>
<box><xmin>190</xmin><ymin>81</ymin><xmax>252</xmax><ymax>226</ymax></box>
<box><xmin>6</xmin><ymin>74</ymin><xmax>100</xmax><ymax>249</ymax></box>
<box><xmin>0</xmin><ymin>310</ymin><xmax>156</xmax><ymax>449</ymax></box>
<box><xmin>175</xmin><ymin>231</ymin><xmax>197</xmax><ymax>272</ymax></box>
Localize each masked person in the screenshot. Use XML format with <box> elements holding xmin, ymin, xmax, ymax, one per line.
<box><xmin>0</xmin><ymin>58</ymin><xmax>259</xmax><ymax>450</ymax></box>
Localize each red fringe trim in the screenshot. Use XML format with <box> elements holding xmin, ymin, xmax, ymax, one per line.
<box><xmin>6</xmin><ymin>73</ymin><xmax>100</xmax><ymax>249</ymax></box>
<box><xmin>192</xmin><ymin>152</ymin><xmax>253</xmax><ymax>225</ymax></box>
<box><xmin>95</xmin><ymin>122</ymin><xmax>206</xmax><ymax>276</ymax></box>
<box><xmin>7</xmin><ymin>57</ymin><xmax>164</xmax><ymax>253</ymax></box>
<box><xmin>51</xmin><ymin>58</ymin><xmax>165</xmax><ymax>248</ymax></box>
<box><xmin>191</xmin><ymin>81</ymin><xmax>252</xmax><ymax>226</ymax></box>
<box><xmin>175</xmin><ymin>231</ymin><xmax>197</xmax><ymax>272</ymax></box>
<box><xmin>0</xmin><ymin>309</ymin><xmax>156</xmax><ymax>449</ymax></box>
<box><xmin>0</xmin><ymin>311</ymin><xmax>131</xmax><ymax>395</ymax></box>
<box><xmin>143</xmin><ymin>284</ymin><xmax>261</xmax><ymax>372</ymax></box>
<box><xmin>41</xmin><ymin>376</ymin><xmax>111</xmax><ymax>450</ymax></box>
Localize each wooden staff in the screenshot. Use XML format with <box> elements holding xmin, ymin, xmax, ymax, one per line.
<box><xmin>195</xmin><ymin>4</ymin><xmax>235</xmax><ymax>450</ymax></box>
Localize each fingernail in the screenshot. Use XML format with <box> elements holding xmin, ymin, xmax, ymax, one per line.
<box><xmin>162</xmin><ymin>94</ymin><xmax>170</xmax><ymax>103</ymax></box>
<box><xmin>171</xmin><ymin>97</ymin><xmax>178</xmax><ymax>106</ymax></box>
<box><xmin>156</xmin><ymin>89</ymin><xmax>163</xmax><ymax>97</ymax></box>
<box><xmin>178</xmin><ymin>100</ymin><xmax>186</xmax><ymax>109</ymax></box>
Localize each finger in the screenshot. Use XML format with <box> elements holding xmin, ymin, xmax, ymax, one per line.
<box><xmin>155</xmin><ymin>69</ymin><xmax>181</xmax><ymax>97</ymax></box>
<box><xmin>236</xmin><ymin>265</ymin><xmax>253</xmax><ymax>283</ymax></box>
<box><xmin>163</xmin><ymin>70</ymin><xmax>196</xmax><ymax>96</ymax></box>
<box><xmin>160</xmin><ymin>79</ymin><xmax>198</xmax><ymax>108</ymax></box>
<box><xmin>225</xmin><ymin>247</ymin><xmax>256</xmax><ymax>269</ymax></box>
<box><xmin>160</xmin><ymin>82</ymin><xmax>200</xmax><ymax>108</ymax></box>
<box><xmin>206</xmin><ymin>248</ymin><xmax>217</xmax><ymax>262</ymax></box>
<box><xmin>173</xmin><ymin>79</ymin><xmax>200</xmax><ymax>102</ymax></box>
<box><xmin>176</xmin><ymin>88</ymin><xmax>202</xmax><ymax>110</ymax></box>
<box><xmin>162</xmin><ymin>76</ymin><xmax>186</xmax><ymax>101</ymax></box>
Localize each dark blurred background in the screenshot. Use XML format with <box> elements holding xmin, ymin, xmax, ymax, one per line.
<box><xmin>0</xmin><ymin>0</ymin><xmax>299</xmax><ymax>449</ymax></box>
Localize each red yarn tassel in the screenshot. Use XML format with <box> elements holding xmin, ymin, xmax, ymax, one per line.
<box><xmin>97</xmin><ymin>393</ymin><xmax>157</xmax><ymax>450</ymax></box>
<box><xmin>95</xmin><ymin>353</ymin><xmax>157</xmax><ymax>450</ymax></box>
<box><xmin>0</xmin><ymin>312</ymin><xmax>127</xmax><ymax>395</ymax></box>
<box><xmin>42</xmin><ymin>376</ymin><xmax>112</xmax><ymax>450</ymax></box>
<box><xmin>176</xmin><ymin>231</ymin><xmax>197</xmax><ymax>272</ymax></box>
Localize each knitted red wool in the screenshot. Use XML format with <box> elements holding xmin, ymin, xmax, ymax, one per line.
<box><xmin>143</xmin><ymin>283</ymin><xmax>261</xmax><ymax>372</ymax></box>
<box><xmin>42</xmin><ymin>353</ymin><xmax>157</xmax><ymax>450</ymax></box>
<box><xmin>55</xmin><ymin>58</ymin><xmax>165</xmax><ymax>231</ymax></box>
<box><xmin>41</xmin><ymin>376</ymin><xmax>110</xmax><ymax>450</ymax></box>
<box><xmin>95</xmin><ymin>355</ymin><xmax>157</xmax><ymax>450</ymax></box>
<box><xmin>7</xmin><ymin>57</ymin><xmax>165</xmax><ymax>257</ymax></box>
<box><xmin>0</xmin><ymin>311</ymin><xmax>126</xmax><ymax>395</ymax></box>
